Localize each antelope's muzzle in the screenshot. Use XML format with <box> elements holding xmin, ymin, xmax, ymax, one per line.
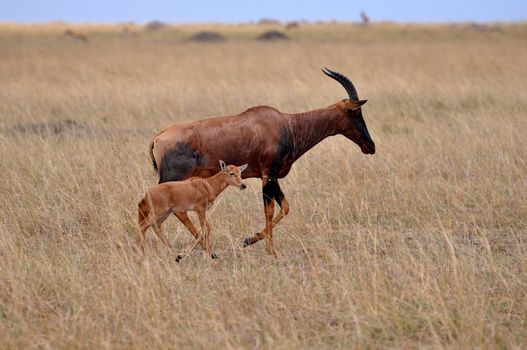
<box><xmin>239</xmin><ymin>183</ymin><xmax>247</xmax><ymax>190</ymax></box>
<box><xmin>361</xmin><ymin>141</ymin><xmax>375</xmax><ymax>155</ymax></box>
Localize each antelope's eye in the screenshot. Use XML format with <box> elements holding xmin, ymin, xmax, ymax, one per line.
<box><xmin>229</xmin><ymin>173</ymin><xmax>234</xmax><ymax>176</ymax></box>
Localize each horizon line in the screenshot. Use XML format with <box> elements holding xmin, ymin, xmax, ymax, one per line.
<box><xmin>1</xmin><ymin>19</ymin><xmax>526</xmax><ymax>26</ymax></box>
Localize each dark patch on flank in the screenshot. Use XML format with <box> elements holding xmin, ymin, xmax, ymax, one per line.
<box><xmin>263</xmin><ymin>178</ymin><xmax>284</xmax><ymax>207</ymax></box>
<box><xmin>268</xmin><ymin>127</ymin><xmax>294</xmax><ymax>180</ymax></box>
<box><xmin>158</xmin><ymin>143</ymin><xmax>206</xmax><ymax>183</ymax></box>
<box><xmin>261</xmin><ymin>126</ymin><xmax>291</xmax><ymax>208</ymax></box>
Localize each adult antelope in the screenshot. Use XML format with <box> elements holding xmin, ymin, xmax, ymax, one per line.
<box><xmin>149</xmin><ymin>68</ymin><xmax>375</xmax><ymax>256</ymax></box>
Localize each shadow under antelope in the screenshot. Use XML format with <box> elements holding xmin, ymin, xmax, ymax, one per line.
<box><xmin>138</xmin><ymin>161</ymin><xmax>248</xmax><ymax>259</ymax></box>
<box><xmin>149</xmin><ymin>68</ymin><xmax>375</xmax><ymax>256</ymax></box>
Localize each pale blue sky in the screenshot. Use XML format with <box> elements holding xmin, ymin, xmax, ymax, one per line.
<box><xmin>1</xmin><ymin>0</ymin><xmax>526</xmax><ymax>23</ymax></box>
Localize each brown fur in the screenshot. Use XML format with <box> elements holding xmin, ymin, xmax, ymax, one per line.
<box><xmin>137</xmin><ymin>162</ymin><xmax>247</xmax><ymax>258</ymax></box>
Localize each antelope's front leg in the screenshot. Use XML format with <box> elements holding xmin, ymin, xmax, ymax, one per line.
<box><xmin>243</xmin><ymin>178</ymin><xmax>289</xmax><ymax>255</ymax></box>
<box><xmin>205</xmin><ymin>222</ymin><xmax>213</xmax><ymax>258</ymax></box>
<box><xmin>263</xmin><ymin>200</ymin><xmax>276</xmax><ymax>256</ymax></box>
<box><xmin>196</xmin><ymin>210</ymin><xmax>213</xmax><ymax>259</ymax></box>
<box><xmin>174</xmin><ymin>212</ymin><xmax>218</xmax><ymax>259</ymax></box>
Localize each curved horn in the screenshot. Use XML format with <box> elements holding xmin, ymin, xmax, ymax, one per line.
<box><xmin>322</xmin><ymin>67</ymin><xmax>359</xmax><ymax>101</ymax></box>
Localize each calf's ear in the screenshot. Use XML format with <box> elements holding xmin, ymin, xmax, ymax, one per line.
<box><xmin>219</xmin><ymin>160</ymin><xmax>226</xmax><ymax>171</ymax></box>
<box><xmin>239</xmin><ymin>164</ymin><xmax>248</xmax><ymax>173</ymax></box>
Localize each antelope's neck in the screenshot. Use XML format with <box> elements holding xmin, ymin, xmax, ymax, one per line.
<box><xmin>286</xmin><ymin>107</ymin><xmax>341</xmax><ymax>159</ymax></box>
<box><xmin>203</xmin><ymin>173</ymin><xmax>229</xmax><ymax>200</ymax></box>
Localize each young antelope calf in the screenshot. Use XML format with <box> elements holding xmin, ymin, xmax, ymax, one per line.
<box><xmin>137</xmin><ymin>161</ymin><xmax>248</xmax><ymax>258</ymax></box>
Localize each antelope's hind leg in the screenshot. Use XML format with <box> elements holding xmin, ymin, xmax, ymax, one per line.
<box><xmin>138</xmin><ymin>216</ymin><xmax>170</xmax><ymax>254</ymax></box>
<box><xmin>137</xmin><ymin>203</ymin><xmax>152</xmax><ymax>254</ymax></box>
<box><xmin>137</xmin><ymin>224</ymin><xmax>148</xmax><ymax>255</ymax></box>
<box><xmin>137</xmin><ymin>209</ymin><xmax>152</xmax><ymax>255</ymax></box>
<box><xmin>152</xmin><ymin>224</ymin><xmax>171</xmax><ymax>249</ymax></box>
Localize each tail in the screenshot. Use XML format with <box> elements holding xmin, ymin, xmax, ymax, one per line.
<box><xmin>149</xmin><ymin>140</ymin><xmax>158</xmax><ymax>173</ymax></box>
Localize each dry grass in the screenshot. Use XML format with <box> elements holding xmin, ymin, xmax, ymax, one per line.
<box><xmin>1</xmin><ymin>22</ymin><xmax>527</xmax><ymax>349</ymax></box>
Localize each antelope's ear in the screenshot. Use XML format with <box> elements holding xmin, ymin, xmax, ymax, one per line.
<box><xmin>346</xmin><ymin>99</ymin><xmax>367</xmax><ymax>111</ymax></box>
<box><xmin>219</xmin><ymin>160</ymin><xmax>226</xmax><ymax>171</ymax></box>
<box><xmin>239</xmin><ymin>164</ymin><xmax>248</xmax><ymax>173</ymax></box>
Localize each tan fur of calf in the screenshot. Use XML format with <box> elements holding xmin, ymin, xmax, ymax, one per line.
<box><xmin>137</xmin><ymin>161</ymin><xmax>248</xmax><ymax>258</ymax></box>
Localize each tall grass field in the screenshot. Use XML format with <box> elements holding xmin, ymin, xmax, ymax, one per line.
<box><xmin>1</xmin><ymin>22</ymin><xmax>526</xmax><ymax>348</ymax></box>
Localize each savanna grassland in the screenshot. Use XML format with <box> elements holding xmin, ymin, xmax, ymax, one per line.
<box><xmin>1</xmin><ymin>22</ymin><xmax>526</xmax><ymax>349</ymax></box>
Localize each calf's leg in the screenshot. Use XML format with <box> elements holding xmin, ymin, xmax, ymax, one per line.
<box><xmin>152</xmin><ymin>224</ymin><xmax>171</xmax><ymax>248</ymax></box>
<box><xmin>137</xmin><ymin>200</ymin><xmax>150</xmax><ymax>254</ymax></box>
<box><xmin>196</xmin><ymin>209</ymin><xmax>213</xmax><ymax>259</ymax></box>
<box><xmin>174</xmin><ymin>212</ymin><xmax>218</xmax><ymax>259</ymax></box>
<box><xmin>137</xmin><ymin>225</ymin><xmax>148</xmax><ymax>254</ymax></box>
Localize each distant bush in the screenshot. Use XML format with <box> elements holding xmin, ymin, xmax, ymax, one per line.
<box><xmin>187</xmin><ymin>31</ymin><xmax>226</xmax><ymax>43</ymax></box>
<box><xmin>257</xmin><ymin>30</ymin><xmax>290</xmax><ymax>41</ymax></box>
<box><xmin>285</xmin><ymin>21</ymin><xmax>300</xmax><ymax>30</ymax></box>
<box><xmin>145</xmin><ymin>20</ymin><xmax>167</xmax><ymax>31</ymax></box>
<box><xmin>258</xmin><ymin>18</ymin><xmax>281</xmax><ymax>25</ymax></box>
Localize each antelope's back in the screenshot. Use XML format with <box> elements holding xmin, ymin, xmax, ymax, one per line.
<box><xmin>152</xmin><ymin>106</ymin><xmax>285</xmax><ymax>183</ymax></box>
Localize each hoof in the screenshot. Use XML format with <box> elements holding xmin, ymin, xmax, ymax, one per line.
<box><xmin>243</xmin><ymin>237</ymin><xmax>252</xmax><ymax>248</ymax></box>
<box><xmin>211</xmin><ymin>252</ymin><xmax>219</xmax><ymax>259</ymax></box>
<box><xmin>175</xmin><ymin>255</ymin><xmax>183</xmax><ymax>263</ymax></box>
